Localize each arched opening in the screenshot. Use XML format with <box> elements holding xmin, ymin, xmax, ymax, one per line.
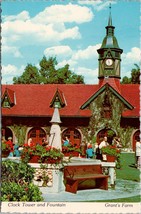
<box><xmin>97</xmin><ymin>128</ymin><xmax>116</xmax><ymax>144</ymax></box>
<box><xmin>28</xmin><ymin>127</ymin><xmax>46</xmax><ymax>145</ymax></box>
<box><xmin>2</xmin><ymin>127</ymin><xmax>13</xmax><ymax>141</ymax></box>
<box><xmin>132</xmin><ymin>130</ymin><xmax>140</xmax><ymax>151</ymax></box>
<box><xmin>62</xmin><ymin>128</ymin><xmax>81</xmax><ymax>147</ymax></box>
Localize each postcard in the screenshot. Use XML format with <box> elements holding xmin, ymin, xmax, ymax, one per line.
<box><xmin>1</xmin><ymin>0</ymin><xmax>140</xmax><ymax>213</ymax></box>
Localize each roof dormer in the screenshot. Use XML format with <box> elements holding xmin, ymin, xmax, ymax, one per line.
<box><xmin>50</xmin><ymin>88</ymin><xmax>66</xmax><ymax>108</ymax></box>
<box><xmin>2</xmin><ymin>88</ymin><xmax>16</xmax><ymax>108</ymax></box>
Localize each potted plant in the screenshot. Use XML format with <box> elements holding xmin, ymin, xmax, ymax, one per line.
<box><xmin>21</xmin><ymin>143</ymin><xmax>64</xmax><ymax>165</ymax></box>
<box><xmin>101</xmin><ymin>145</ymin><xmax>121</xmax><ymax>162</ymax></box>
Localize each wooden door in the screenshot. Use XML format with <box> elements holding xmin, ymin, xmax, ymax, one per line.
<box><xmin>28</xmin><ymin>128</ymin><xmax>46</xmax><ymax>145</ymax></box>
<box><xmin>62</xmin><ymin>128</ymin><xmax>81</xmax><ymax>147</ymax></box>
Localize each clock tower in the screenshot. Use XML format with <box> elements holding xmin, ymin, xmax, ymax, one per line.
<box><xmin>97</xmin><ymin>6</ymin><xmax>123</xmax><ymax>82</ymax></box>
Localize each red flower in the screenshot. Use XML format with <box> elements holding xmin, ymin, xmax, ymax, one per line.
<box><xmin>23</xmin><ymin>143</ymin><xmax>29</xmax><ymax>147</ymax></box>
<box><xmin>24</xmin><ymin>188</ymin><xmax>28</xmax><ymax>191</ymax></box>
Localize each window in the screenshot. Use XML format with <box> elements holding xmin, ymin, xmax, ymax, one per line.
<box><xmin>2</xmin><ymin>96</ymin><xmax>10</xmax><ymax>108</ymax></box>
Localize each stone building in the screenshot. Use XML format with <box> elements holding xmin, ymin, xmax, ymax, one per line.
<box><xmin>1</xmin><ymin>12</ymin><xmax>139</xmax><ymax>151</ymax></box>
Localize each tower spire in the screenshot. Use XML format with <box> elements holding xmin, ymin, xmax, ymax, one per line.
<box><xmin>108</xmin><ymin>3</ymin><xmax>112</xmax><ymax>26</ymax></box>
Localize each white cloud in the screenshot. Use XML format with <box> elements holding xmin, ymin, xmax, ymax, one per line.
<box><xmin>2</xmin><ymin>45</ymin><xmax>22</xmax><ymax>58</ymax></box>
<box><xmin>2</xmin><ymin>11</ymin><xmax>30</xmax><ymax>22</ymax></box>
<box><xmin>122</xmin><ymin>47</ymin><xmax>141</xmax><ymax>63</ymax></box>
<box><xmin>57</xmin><ymin>59</ymin><xmax>77</xmax><ymax>69</ymax></box>
<box><xmin>121</xmin><ymin>47</ymin><xmax>140</xmax><ymax>77</ymax></box>
<box><xmin>78</xmin><ymin>0</ymin><xmax>117</xmax><ymax>11</ymax></box>
<box><xmin>32</xmin><ymin>4</ymin><xmax>93</xmax><ymax>24</ymax></box>
<box><xmin>44</xmin><ymin>46</ymin><xmax>73</xmax><ymax>59</ymax></box>
<box><xmin>2</xmin><ymin>4</ymin><xmax>93</xmax><ymax>48</ymax></box>
<box><xmin>77</xmin><ymin>66</ymin><xmax>98</xmax><ymax>84</ymax></box>
<box><xmin>2</xmin><ymin>19</ymin><xmax>82</xmax><ymax>49</ymax></box>
<box><xmin>1</xmin><ymin>64</ymin><xmax>25</xmax><ymax>84</ymax></box>
<box><xmin>72</xmin><ymin>44</ymin><xmax>101</xmax><ymax>60</ymax></box>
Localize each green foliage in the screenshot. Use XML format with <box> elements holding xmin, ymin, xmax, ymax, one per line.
<box><xmin>13</xmin><ymin>56</ymin><xmax>84</xmax><ymax>84</ymax></box>
<box><xmin>1</xmin><ymin>141</ymin><xmax>10</xmax><ymax>152</ymax></box>
<box><xmin>2</xmin><ymin>160</ymin><xmax>34</xmax><ymax>183</ymax></box>
<box><xmin>1</xmin><ymin>160</ymin><xmax>43</xmax><ymax>201</ymax></box>
<box><xmin>116</xmin><ymin>153</ymin><xmax>140</xmax><ymax>182</ymax></box>
<box><xmin>62</xmin><ymin>145</ymin><xmax>81</xmax><ymax>153</ymax></box>
<box><xmin>21</xmin><ymin>144</ymin><xmax>64</xmax><ymax>165</ymax></box>
<box><xmin>118</xmin><ymin>127</ymin><xmax>134</xmax><ymax>148</ymax></box>
<box><xmin>121</xmin><ymin>64</ymin><xmax>140</xmax><ymax>84</ymax></box>
<box><xmin>101</xmin><ymin>145</ymin><xmax>121</xmax><ymax>157</ymax></box>
<box><xmin>13</xmin><ymin>64</ymin><xmax>40</xmax><ymax>84</ymax></box>
<box><xmin>9</xmin><ymin>124</ymin><xmax>27</xmax><ymax>146</ymax></box>
<box><xmin>1</xmin><ymin>182</ymin><xmax>43</xmax><ymax>201</ymax></box>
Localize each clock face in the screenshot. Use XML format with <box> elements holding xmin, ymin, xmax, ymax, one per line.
<box><xmin>105</xmin><ymin>59</ymin><xmax>113</xmax><ymax>66</ymax></box>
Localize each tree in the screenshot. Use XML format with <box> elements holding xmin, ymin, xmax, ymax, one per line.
<box><xmin>13</xmin><ymin>56</ymin><xmax>85</xmax><ymax>84</ymax></box>
<box><xmin>121</xmin><ymin>64</ymin><xmax>140</xmax><ymax>84</ymax></box>
<box><xmin>131</xmin><ymin>64</ymin><xmax>140</xmax><ymax>84</ymax></box>
<box><xmin>13</xmin><ymin>64</ymin><xmax>40</xmax><ymax>84</ymax></box>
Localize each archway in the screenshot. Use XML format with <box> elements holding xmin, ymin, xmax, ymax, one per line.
<box><xmin>2</xmin><ymin>127</ymin><xmax>13</xmax><ymax>141</ymax></box>
<box><xmin>62</xmin><ymin>128</ymin><xmax>81</xmax><ymax>147</ymax></box>
<box><xmin>97</xmin><ymin>128</ymin><xmax>116</xmax><ymax>145</ymax></box>
<box><xmin>28</xmin><ymin>127</ymin><xmax>46</xmax><ymax>145</ymax></box>
<box><xmin>132</xmin><ymin>130</ymin><xmax>140</xmax><ymax>151</ymax></box>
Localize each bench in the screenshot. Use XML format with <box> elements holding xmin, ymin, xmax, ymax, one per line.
<box><xmin>64</xmin><ymin>164</ymin><xmax>109</xmax><ymax>194</ymax></box>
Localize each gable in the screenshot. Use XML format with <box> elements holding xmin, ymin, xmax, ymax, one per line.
<box><xmin>80</xmin><ymin>83</ymin><xmax>134</xmax><ymax>110</ymax></box>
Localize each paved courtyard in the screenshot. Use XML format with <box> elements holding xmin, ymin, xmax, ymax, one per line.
<box><xmin>41</xmin><ymin>179</ymin><xmax>140</xmax><ymax>202</ymax></box>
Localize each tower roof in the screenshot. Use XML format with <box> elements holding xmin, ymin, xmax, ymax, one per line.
<box><xmin>100</xmin><ymin>5</ymin><xmax>121</xmax><ymax>50</ymax></box>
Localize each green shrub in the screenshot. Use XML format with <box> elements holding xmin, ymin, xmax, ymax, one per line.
<box><xmin>1</xmin><ymin>160</ymin><xmax>43</xmax><ymax>201</ymax></box>
<box><xmin>2</xmin><ymin>160</ymin><xmax>34</xmax><ymax>183</ymax></box>
<box><xmin>1</xmin><ymin>182</ymin><xmax>43</xmax><ymax>201</ymax></box>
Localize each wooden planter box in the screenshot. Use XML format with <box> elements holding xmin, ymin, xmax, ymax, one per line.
<box><xmin>63</xmin><ymin>151</ymin><xmax>79</xmax><ymax>157</ymax></box>
<box><xmin>29</xmin><ymin>156</ymin><xmax>61</xmax><ymax>164</ymax></box>
<box><xmin>29</xmin><ymin>155</ymin><xmax>41</xmax><ymax>163</ymax></box>
<box><xmin>106</xmin><ymin>155</ymin><xmax>116</xmax><ymax>162</ymax></box>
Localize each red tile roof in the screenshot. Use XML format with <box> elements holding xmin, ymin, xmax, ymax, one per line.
<box><xmin>1</xmin><ymin>83</ymin><xmax>139</xmax><ymax>118</ymax></box>
<box><xmin>121</xmin><ymin>84</ymin><xmax>140</xmax><ymax>117</ymax></box>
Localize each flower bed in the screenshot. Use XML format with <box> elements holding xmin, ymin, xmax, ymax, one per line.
<box><xmin>21</xmin><ymin>143</ymin><xmax>64</xmax><ymax>165</ymax></box>
<box><xmin>62</xmin><ymin>145</ymin><xmax>81</xmax><ymax>157</ymax></box>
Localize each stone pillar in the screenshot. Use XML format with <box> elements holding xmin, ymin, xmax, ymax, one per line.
<box><xmin>101</xmin><ymin>162</ymin><xmax>116</xmax><ymax>186</ymax></box>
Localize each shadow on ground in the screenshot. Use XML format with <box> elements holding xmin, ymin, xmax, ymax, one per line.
<box><xmin>41</xmin><ymin>179</ymin><xmax>140</xmax><ymax>202</ymax></box>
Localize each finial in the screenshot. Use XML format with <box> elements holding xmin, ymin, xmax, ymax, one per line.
<box><xmin>109</xmin><ymin>3</ymin><xmax>111</xmax><ymax>11</ymax></box>
<box><xmin>108</xmin><ymin>3</ymin><xmax>112</xmax><ymax>26</ymax></box>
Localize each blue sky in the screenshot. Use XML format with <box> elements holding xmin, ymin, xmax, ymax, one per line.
<box><xmin>1</xmin><ymin>0</ymin><xmax>140</xmax><ymax>84</ymax></box>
